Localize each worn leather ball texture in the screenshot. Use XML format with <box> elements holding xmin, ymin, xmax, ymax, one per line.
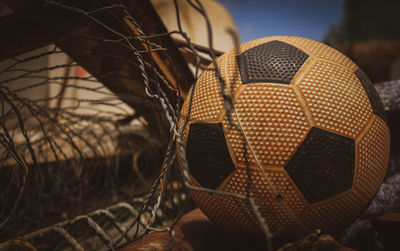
<box><xmin>177</xmin><ymin>36</ymin><xmax>390</xmax><ymax>238</ymax></box>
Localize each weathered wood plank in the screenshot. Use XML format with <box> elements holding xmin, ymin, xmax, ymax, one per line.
<box><xmin>0</xmin><ymin>1</ymin><xmax>92</xmax><ymax>61</ymax></box>
<box><xmin>1</xmin><ymin>0</ymin><xmax>194</xmax><ymax>138</ymax></box>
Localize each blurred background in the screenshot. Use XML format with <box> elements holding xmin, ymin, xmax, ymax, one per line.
<box><xmin>219</xmin><ymin>0</ymin><xmax>400</xmax><ymax>83</ymax></box>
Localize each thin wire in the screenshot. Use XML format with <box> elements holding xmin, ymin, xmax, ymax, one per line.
<box><xmin>0</xmin><ymin>0</ymin><xmax>280</xmax><ymax>249</ymax></box>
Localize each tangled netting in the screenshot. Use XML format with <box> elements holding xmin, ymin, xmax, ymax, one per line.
<box><xmin>0</xmin><ymin>0</ymin><xmax>399</xmax><ymax>250</ymax></box>
<box><xmin>0</xmin><ymin>0</ymin><xmax>243</xmax><ymax>249</ymax></box>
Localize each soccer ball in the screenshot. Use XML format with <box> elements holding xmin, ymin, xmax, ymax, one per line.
<box><xmin>177</xmin><ymin>36</ymin><xmax>390</xmax><ymax>238</ymax></box>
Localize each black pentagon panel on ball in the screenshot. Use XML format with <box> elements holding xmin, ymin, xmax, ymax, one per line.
<box><xmin>284</xmin><ymin>127</ymin><xmax>355</xmax><ymax>204</ymax></box>
<box><xmin>355</xmin><ymin>68</ymin><xmax>388</xmax><ymax>124</ymax></box>
<box><xmin>186</xmin><ymin>123</ymin><xmax>235</xmax><ymax>189</ymax></box>
<box><xmin>237</xmin><ymin>40</ymin><xmax>309</xmax><ymax>85</ymax></box>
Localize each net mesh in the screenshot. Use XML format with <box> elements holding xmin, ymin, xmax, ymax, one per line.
<box><xmin>0</xmin><ymin>0</ymin><xmax>197</xmax><ymax>249</ymax></box>
<box><xmin>0</xmin><ymin>0</ymin><xmax>399</xmax><ymax>250</ymax></box>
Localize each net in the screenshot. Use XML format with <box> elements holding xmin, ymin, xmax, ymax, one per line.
<box><xmin>0</xmin><ymin>0</ymin><xmax>399</xmax><ymax>250</ymax></box>
<box><xmin>0</xmin><ymin>0</ymin><xmax>197</xmax><ymax>249</ymax></box>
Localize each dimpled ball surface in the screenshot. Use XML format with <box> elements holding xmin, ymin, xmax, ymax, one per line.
<box><xmin>177</xmin><ymin>36</ymin><xmax>390</xmax><ymax>238</ymax></box>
